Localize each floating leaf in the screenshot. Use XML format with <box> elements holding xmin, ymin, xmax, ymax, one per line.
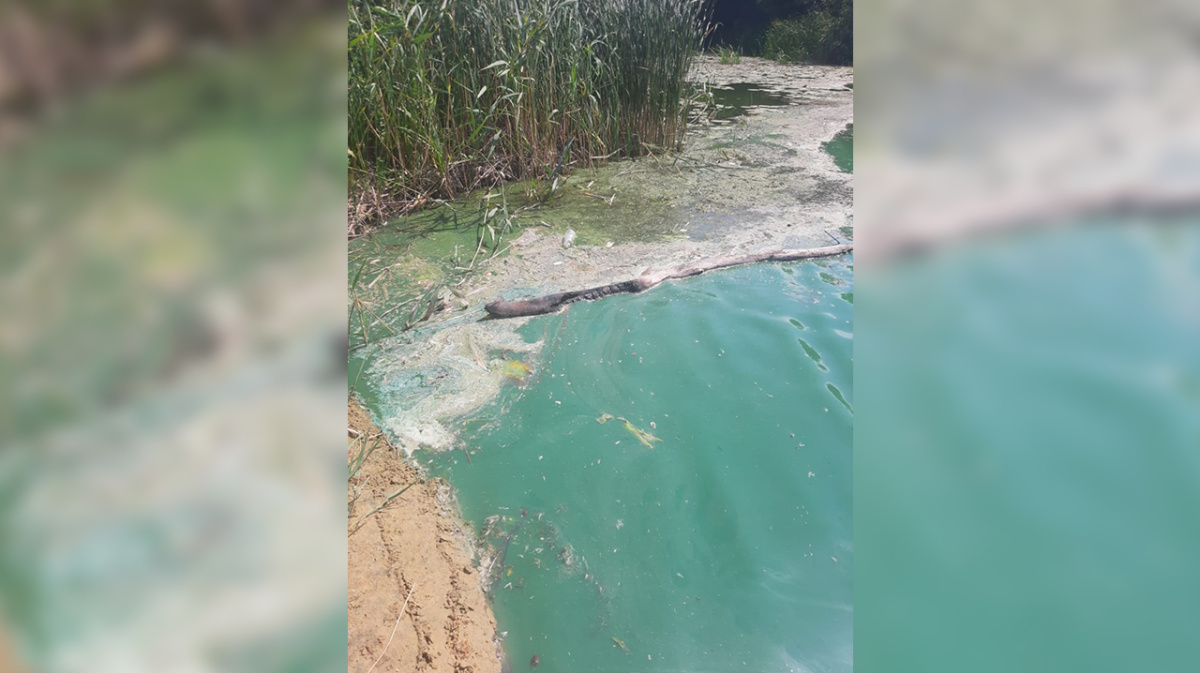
<box><xmin>618</xmin><ymin>417</ymin><xmax>661</xmax><ymax>448</ymax></box>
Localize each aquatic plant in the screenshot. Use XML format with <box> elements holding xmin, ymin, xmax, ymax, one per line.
<box><xmin>717</xmin><ymin>45</ymin><xmax>742</xmax><ymax>64</ymax></box>
<box><xmin>348</xmin><ymin>0</ymin><xmax>710</xmax><ymax>231</ymax></box>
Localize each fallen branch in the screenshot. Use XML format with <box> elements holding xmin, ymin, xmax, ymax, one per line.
<box><xmin>485</xmin><ymin>243</ymin><xmax>853</xmax><ymax>318</ymax></box>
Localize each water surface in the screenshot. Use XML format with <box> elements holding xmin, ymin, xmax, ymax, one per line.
<box><xmin>856</xmin><ymin>220</ymin><xmax>1200</xmax><ymax>672</ymax></box>
<box><xmin>822</xmin><ymin>124</ymin><xmax>853</xmax><ymax>173</ymax></box>
<box><xmin>711</xmin><ymin>83</ymin><xmax>792</xmax><ymax>121</ymax></box>
<box><xmin>425</xmin><ymin>258</ymin><xmax>854</xmax><ymax>673</ymax></box>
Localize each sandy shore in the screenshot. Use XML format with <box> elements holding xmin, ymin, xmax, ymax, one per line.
<box><xmin>348</xmin><ymin>401</ymin><xmax>501</xmax><ymax>673</ymax></box>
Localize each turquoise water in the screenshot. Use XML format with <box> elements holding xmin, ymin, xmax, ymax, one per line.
<box><xmin>422</xmin><ymin>258</ymin><xmax>853</xmax><ymax>672</ymax></box>
<box><xmin>822</xmin><ymin>125</ymin><xmax>852</xmax><ymax>173</ymax></box>
<box><xmin>856</xmin><ymin>221</ymin><xmax>1200</xmax><ymax>672</ymax></box>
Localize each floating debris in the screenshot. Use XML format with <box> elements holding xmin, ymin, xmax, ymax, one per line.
<box><xmin>596</xmin><ymin>413</ymin><xmax>614</xmax><ymax>424</ymax></box>
<box><xmin>500</xmin><ymin>359</ymin><xmax>534</xmax><ymax>382</ymax></box>
<box><xmin>618</xmin><ymin>417</ymin><xmax>662</xmax><ymax>448</ymax></box>
<box><xmin>612</xmin><ymin>637</ymin><xmax>630</xmax><ymax>654</ymax></box>
<box><xmin>530</xmin><ymin>654</ymin><xmax>540</xmax><ymax>668</ymax></box>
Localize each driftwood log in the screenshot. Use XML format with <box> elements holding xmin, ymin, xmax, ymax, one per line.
<box><xmin>485</xmin><ymin>243</ymin><xmax>853</xmax><ymax>318</ymax></box>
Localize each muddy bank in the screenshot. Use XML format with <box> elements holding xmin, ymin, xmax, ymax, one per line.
<box><xmin>348</xmin><ymin>402</ymin><xmax>501</xmax><ymax>673</ymax></box>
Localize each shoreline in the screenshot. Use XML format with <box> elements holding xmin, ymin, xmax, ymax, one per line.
<box><xmin>347</xmin><ymin>56</ymin><xmax>853</xmax><ymax>673</ymax></box>
<box><xmin>348</xmin><ymin>401</ymin><xmax>501</xmax><ymax>673</ymax></box>
<box><xmin>353</xmin><ymin>56</ymin><xmax>853</xmax><ymax>458</ymax></box>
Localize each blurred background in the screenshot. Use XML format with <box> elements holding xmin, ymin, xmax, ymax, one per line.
<box><xmin>5</xmin><ymin>0</ymin><xmax>1200</xmax><ymax>671</ymax></box>
<box><xmin>0</xmin><ymin>2</ymin><xmax>346</xmax><ymax>672</ymax></box>
<box><xmin>856</xmin><ymin>0</ymin><xmax>1200</xmax><ymax>671</ymax></box>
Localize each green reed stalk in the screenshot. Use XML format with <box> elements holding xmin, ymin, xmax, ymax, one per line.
<box><xmin>348</xmin><ymin>0</ymin><xmax>708</xmax><ymax>228</ymax></box>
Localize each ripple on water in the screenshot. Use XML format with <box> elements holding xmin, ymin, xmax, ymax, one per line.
<box><xmin>421</xmin><ymin>259</ymin><xmax>853</xmax><ymax>673</ymax></box>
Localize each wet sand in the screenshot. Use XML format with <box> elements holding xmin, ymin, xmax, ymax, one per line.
<box><xmin>348</xmin><ymin>401</ymin><xmax>501</xmax><ymax>673</ymax></box>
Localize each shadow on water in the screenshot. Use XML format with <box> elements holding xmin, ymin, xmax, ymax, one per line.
<box><xmin>710</xmin><ymin>83</ymin><xmax>792</xmax><ymax>120</ymax></box>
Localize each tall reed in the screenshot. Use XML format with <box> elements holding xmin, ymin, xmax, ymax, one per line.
<box><xmin>348</xmin><ymin>0</ymin><xmax>709</xmax><ymax>228</ymax></box>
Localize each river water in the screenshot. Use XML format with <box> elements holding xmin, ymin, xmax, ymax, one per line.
<box><xmin>855</xmin><ymin>219</ymin><xmax>1200</xmax><ymax>672</ymax></box>
<box><xmin>822</xmin><ymin>124</ymin><xmax>853</xmax><ymax>174</ymax></box>
<box><xmin>420</xmin><ymin>257</ymin><xmax>853</xmax><ymax>673</ymax></box>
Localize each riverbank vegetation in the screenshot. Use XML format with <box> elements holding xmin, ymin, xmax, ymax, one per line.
<box><xmin>708</xmin><ymin>0</ymin><xmax>852</xmax><ymax>66</ymax></box>
<box><xmin>762</xmin><ymin>0</ymin><xmax>852</xmax><ymax>65</ymax></box>
<box><xmin>348</xmin><ymin>0</ymin><xmax>710</xmax><ymax>235</ymax></box>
